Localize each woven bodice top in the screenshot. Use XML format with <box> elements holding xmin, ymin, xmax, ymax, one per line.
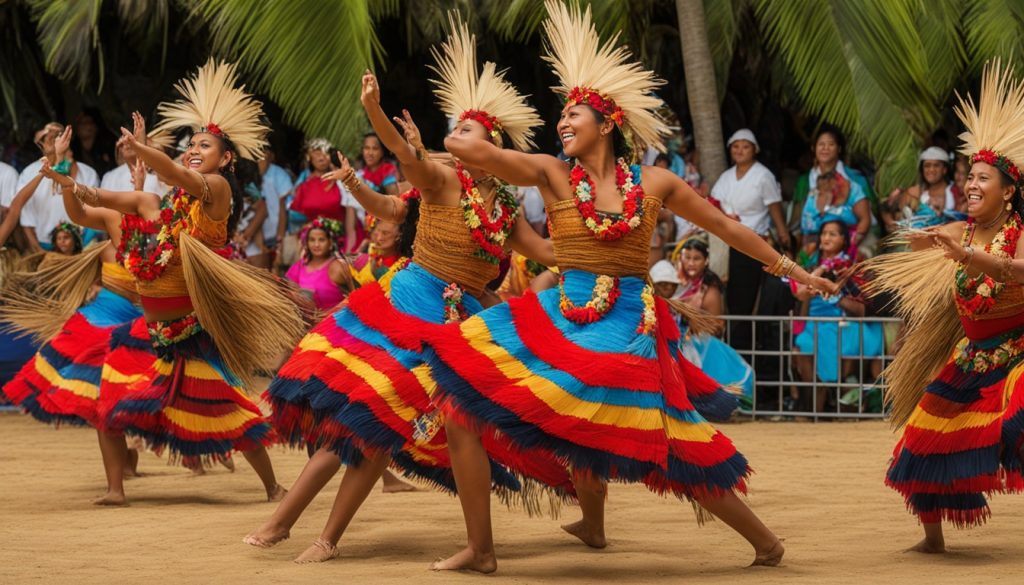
<box><xmin>548</xmin><ymin>196</ymin><xmax>661</xmax><ymax>278</ymax></box>
<box><xmin>411</xmin><ymin>202</ymin><xmax>501</xmax><ymax>298</ymax></box>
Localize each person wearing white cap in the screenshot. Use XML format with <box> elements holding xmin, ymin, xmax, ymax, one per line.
<box><xmin>882</xmin><ymin>145</ymin><xmax>962</xmax><ymax>232</ymax></box>
<box><xmin>711</xmin><ymin>128</ymin><xmax>789</xmax><ymax>353</ymax></box>
<box><xmin>648</xmin><ymin>259</ymin><xmax>681</xmax><ymax>299</ymax></box>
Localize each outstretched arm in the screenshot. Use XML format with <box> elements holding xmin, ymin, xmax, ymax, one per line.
<box><xmin>444</xmin><ymin>134</ymin><xmax>560</xmax><ymax>190</ymax></box>
<box><xmin>657</xmin><ymin>166</ymin><xmax>836</xmax><ymax>292</ymax></box>
<box><xmin>509</xmin><ymin>215</ymin><xmax>556</xmax><ymax>267</ymax></box>
<box><xmin>323</xmin><ymin>156</ymin><xmax>408</xmax><ymax>224</ymax></box>
<box><xmin>360</xmin><ymin>71</ymin><xmax>447</xmax><ymax>192</ymax></box>
<box><xmin>0</xmin><ymin>172</ymin><xmax>45</xmax><ymax>247</ymax></box>
<box><xmin>40</xmin><ymin>157</ymin><xmax>159</xmax><ymax>218</ymax></box>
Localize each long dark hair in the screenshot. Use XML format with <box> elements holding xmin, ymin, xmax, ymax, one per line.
<box><xmin>680</xmin><ymin>238</ymin><xmax>723</xmax><ymax>291</ymax></box>
<box><xmin>210</xmin><ymin>133</ymin><xmax>245</xmax><ymax>238</ymax></box>
<box><xmin>585</xmin><ymin>106</ymin><xmax>633</xmax><ymax>161</ymax></box>
<box><xmin>398</xmin><ymin>194</ymin><xmax>420</xmax><ymax>258</ymax></box>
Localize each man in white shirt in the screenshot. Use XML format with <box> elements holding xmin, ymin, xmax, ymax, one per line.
<box><xmin>100</xmin><ymin>137</ymin><xmax>162</xmax><ymax>194</ymax></box>
<box><xmin>18</xmin><ymin>123</ymin><xmax>99</xmax><ymax>252</ymax></box>
<box><xmin>0</xmin><ymin>160</ymin><xmax>18</xmax><ymax>209</ymax></box>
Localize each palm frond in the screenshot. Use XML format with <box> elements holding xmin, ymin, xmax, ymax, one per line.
<box><xmin>963</xmin><ymin>0</ymin><xmax>1024</xmax><ymax>71</ymax></box>
<box><xmin>188</xmin><ymin>0</ymin><xmax>378</xmax><ymax>154</ymax></box>
<box><xmin>703</xmin><ymin>0</ymin><xmax>747</xmax><ymax>99</ymax></box>
<box><xmin>26</xmin><ymin>0</ymin><xmax>105</xmax><ymax>90</ymax></box>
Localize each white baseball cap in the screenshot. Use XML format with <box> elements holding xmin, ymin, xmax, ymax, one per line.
<box><xmin>918</xmin><ymin>146</ymin><xmax>950</xmax><ymax>163</ymax></box>
<box><xmin>649</xmin><ymin>260</ymin><xmax>681</xmax><ymax>284</ymax></box>
<box><xmin>727</xmin><ymin>128</ymin><xmax>759</xmax><ymax>152</ymax></box>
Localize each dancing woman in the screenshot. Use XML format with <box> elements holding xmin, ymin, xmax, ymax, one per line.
<box><xmin>867</xmin><ymin>61</ymin><xmax>1024</xmax><ymax>553</ymax></box>
<box><xmin>426</xmin><ymin>1</ymin><xmax>836</xmax><ymax>572</ymax></box>
<box><xmin>39</xmin><ymin>60</ymin><xmax>306</xmax><ymax>505</ymax></box>
<box><xmin>245</xmin><ymin>16</ymin><xmax>571</xmax><ymax>563</ymax></box>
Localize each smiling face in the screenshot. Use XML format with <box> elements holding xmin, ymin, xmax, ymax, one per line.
<box><xmin>371</xmin><ymin>220</ymin><xmax>399</xmax><ymax>255</ymax></box>
<box><xmin>964</xmin><ymin>161</ymin><xmax>1016</xmax><ymax>220</ymax></box>
<box><xmin>819</xmin><ymin>221</ymin><xmax>846</xmax><ymax>256</ymax></box>
<box><xmin>815</xmin><ymin>132</ymin><xmax>840</xmax><ymax>167</ymax></box>
<box><xmin>184</xmin><ymin>132</ymin><xmax>232</xmax><ymax>174</ymax></box>
<box><xmin>921</xmin><ymin>160</ymin><xmax>947</xmax><ymax>186</ymax></box>
<box><xmin>306</xmin><ymin>228</ymin><xmax>332</xmax><ymax>260</ymax></box>
<box><xmin>362</xmin><ymin>135</ymin><xmax>384</xmax><ymax>167</ymax></box>
<box><xmin>557</xmin><ymin>104</ymin><xmax>613</xmax><ymax>159</ymax></box>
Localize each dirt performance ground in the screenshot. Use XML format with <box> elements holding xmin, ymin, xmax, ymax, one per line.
<box><xmin>2</xmin><ymin>414</ymin><xmax>1023</xmax><ymax>584</ymax></box>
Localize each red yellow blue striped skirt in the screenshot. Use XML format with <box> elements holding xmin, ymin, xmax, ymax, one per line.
<box><xmin>267</xmin><ymin>262</ymin><xmax>576</xmax><ymax>500</ymax></box>
<box><xmin>98</xmin><ymin>314</ymin><xmax>273</xmax><ymax>462</ymax></box>
<box><xmin>424</xmin><ymin>270</ymin><xmax>751</xmax><ymax>501</ymax></box>
<box><xmin>2</xmin><ymin>288</ymin><xmax>141</xmax><ymax>427</ymax></box>
<box><xmin>886</xmin><ymin>325</ymin><xmax>1024</xmax><ymax>527</ymax></box>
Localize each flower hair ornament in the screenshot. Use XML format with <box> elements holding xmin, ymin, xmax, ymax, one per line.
<box><xmin>542</xmin><ymin>0</ymin><xmax>670</xmax><ymax>158</ymax></box>
<box><xmin>152</xmin><ymin>59</ymin><xmax>270</xmax><ymax>161</ymax></box>
<box><xmin>956</xmin><ymin>59</ymin><xmax>1024</xmax><ymax>189</ymax></box>
<box><xmin>429</xmin><ymin>12</ymin><xmax>542</xmax><ymax>151</ymax></box>
<box><xmin>50</xmin><ymin>221</ymin><xmax>84</xmax><ymax>252</ymax></box>
<box><xmin>299</xmin><ymin>217</ymin><xmax>346</xmax><ymax>263</ymax></box>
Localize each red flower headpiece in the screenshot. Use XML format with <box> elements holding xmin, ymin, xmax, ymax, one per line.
<box><xmin>973</xmin><ymin>149</ymin><xmax>1022</xmax><ymax>183</ymax></box>
<box><xmin>201</xmin><ymin>122</ymin><xmax>225</xmax><ymax>137</ymax></box>
<box><xmin>459</xmin><ymin>110</ymin><xmax>502</xmax><ymax>136</ymax></box>
<box><xmin>400</xmin><ymin>188</ymin><xmax>421</xmax><ymax>202</ymax></box>
<box><xmin>565</xmin><ymin>87</ymin><xmax>624</xmax><ymax>126</ymax></box>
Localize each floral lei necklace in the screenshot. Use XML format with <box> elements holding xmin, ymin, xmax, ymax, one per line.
<box><xmin>456</xmin><ymin>161</ymin><xmax>520</xmax><ymax>264</ymax></box>
<box><xmin>955</xmin><ymin>212</ymin><xmax>1021</xmax><ymax>314</ymax></box>
<box><xmin>117</xmin><ymin>188</ymin><xmax>194</xmax><ymax>282</ymax></box>
<box><xmin>571</xmin><ymin>158</ymin><xmax>645</xmax><ymax>241</ymax></box>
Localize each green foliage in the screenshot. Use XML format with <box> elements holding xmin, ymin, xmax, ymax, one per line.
<box><xmin>26</xmin><ymin>0</ymin><xmax>105</xmax><ymax>90</ymax></box>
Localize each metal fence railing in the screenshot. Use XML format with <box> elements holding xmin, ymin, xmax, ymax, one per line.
<box><xmin>716</xmin><ymin>314</ymin><xmax>901</xmax><ymax>421</ymax></box>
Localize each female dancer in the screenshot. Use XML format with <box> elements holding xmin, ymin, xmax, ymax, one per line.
<box><xmin>426</xmin><ymin>1</ymin><xmax>836</xmax><ymax>572</ymax></box>
<box><xmin>40</xmin><ymin>60</ymin><xmax>306</xmax><ymax>505</ymax></box>
<box><xmin>868</xmin><ymin>60</ymin><xmax>1024</xmax><ymax>553</ymax></box>
<box><xmin>246</xmin><ymin>17</ymin><xmax>572</xmax><ymax>562</ymax></box>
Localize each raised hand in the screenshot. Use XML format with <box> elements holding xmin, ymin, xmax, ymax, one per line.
<box><xmin>38</xmin><ymin>157</ymin><xmax>72</xmax><ymax>188</ymax></box>
<box><xmin>131</xmin><ymin>158</ymin><xmax>147</xmax><ymax>191</ymax></box>
<box><xmin>361</xmin><ymin>69</ymin><xmax>380</xmax><ymax>107</ymax></box>
<box><xmin>119</xmin><ymin>126</ymin><xmax>139</xmax><ymax>148</ymax></box>
<box><xmin>131</xmin><ymin>111</ymin><xmax>147</xmax><ymax>145</ymax></box>
<box><xmin>322</xmin><ymin>155</ymin><xmax>355</xmax><ymax>184</ymax></box>
<box><xmin>392</xmin><ymin>109</ymin><xmax>425</xmax><ymax>152</ymax></box>
<box><xmin>54</xmin><ymin>125</ymin><xmax>73</xmax><ymax>160</ymax></box>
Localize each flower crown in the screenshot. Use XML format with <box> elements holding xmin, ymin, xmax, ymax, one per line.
<box><xmin>565</xmin><ymin>87</ymin><xmax>624</xmax><ymax>126</ymax></box>
<box><xmin>972</xmin><ymin>149</ymin><xmax>1022</xmax><ymax>184</ymax></box>
<box><xmin>299</xmin><ymin>216</ymin><xmax>345</xmax><ymax>261</ymax></box>
<box><xmin>51</xmin><ymin>221</ymin><xmax>83</xmax><ymax>240</ymax></box>
<box><xmin>459</xmin><ymin>110</ymin><xmax>503</xmax><ymax>141</ymax></box>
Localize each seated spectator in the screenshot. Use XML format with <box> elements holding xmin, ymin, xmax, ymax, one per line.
<box><xmin>19</xmin><ymin>123</ymin><xmax>98</xmax><ymax>252</ymax></box>
<box><xmin>798</xmin><ymin>169</ymin><xmax>870</xmax><ymax>262</ymax></box>
<box><xmin>357</xmin><ymin>132</ymin><xmax>399</xmax><ymax>195</ymax></box>
<box><xmin>290</xmin><ymin>139</ymin><xmax>359</xmax><ymax>253</ymax></box>
<box><xmin>285</xmin><ymin>217</ymin><xmax>353</xmax><ymax>311</ymax></box>
<box><xmin>351</xmin><ymin>218</ymin><xmax>404</xmax><ymax>284</ymax></box>
<box><xmin>792</xmin><ymin>219</ymin><xmax>883</xmax><ymax>412</ymax></box>
<box><xmin>881</xmin><ymin>146</ymin><xmax>964</xmax><ymax>232</ymax></box>
<box><xmin>648</xmin><ymin>256</ymin><xmax>754</xmax><ymax>408</ymax></box>
<box><xmin>49</xmin><ymin>221</ymin><xmax>83</xmax><ymax>257</ymax></box>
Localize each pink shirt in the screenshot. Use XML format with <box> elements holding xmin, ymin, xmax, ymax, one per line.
<box><xmin>285</xmin><ymin>260</ymin><xmax>346</xmax><ymax>310</ymax></box>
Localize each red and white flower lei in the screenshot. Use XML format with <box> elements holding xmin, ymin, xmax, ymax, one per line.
<box><xmin>456</xmin><ymin>161</ymin><xmax>520</xmax><ymax>264</ymax></box>
<box><xmin>571</xmin><ymin>158</ymin><xmax>645</xmax><ymax>241</ymax></box>
<box><xmin>116</xmin><ymin>188</ymin><xmax>194</xmax><ymax>282</ymax></box>
<box><xmin>559</xmin><ymin>273</ymin><xmax>621</xmax><ymax>324</ymax></box>
<box><xmin>147</xmin><ymin>313</ymin><xmax>202</xmax><ymax>346</ymax></box>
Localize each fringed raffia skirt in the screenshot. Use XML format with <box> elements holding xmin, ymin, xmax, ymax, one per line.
<box><xmin>2</xmin><ymin>288</ymin><xmax>141</xmax><ymax>427</ymax></box>
<box><xmin>424</xmin><ymin>270</ymin><xmax>751</xmax><ymax>502</ymax></box>
<box><xmin>267</xmin><ymin>262</ymin><xmax>576</xmax><ymax>503</ymax></box>
<box><xmin>886</xmin><ymin>328</ymin><xmax>1024</xmax><ymax>527</ymax></box>
<box><xmin>98</xmin><ymin>314</ymin><xmax>274</xmax><ymax>463</ymax></box>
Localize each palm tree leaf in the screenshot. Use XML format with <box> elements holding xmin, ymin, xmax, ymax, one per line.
<box><xmin>963</xmin><ymin>0</ymin><xmax>1024</xmax><ymax>71</ymax></box>
<box><xmin>703</xmin><ymin>0</ymin><xmax>747</xmax><ymax>99</ymax></box>
<box><xmin>26</xmin><ymin>0</ymin><xmax>105</xmax><ymax>90</ymax></box>
<box><xmin>188</xmin><ymin>0</ymin><xmax>378</xmax><ymax>154</ymax></box>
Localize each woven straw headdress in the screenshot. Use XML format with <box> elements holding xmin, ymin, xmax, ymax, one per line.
<box><xmin>542</xmin><ymin>0</ymin><xmax>670</xmax><ymax>156</ymax></box>
<box><xmin>429</xmin><ymin>13</ymin><xmax>542</xmax><ymax>151</ymax></box>
<box><xmin>153</xmin><ymin>59</ymin><xmax>269</xmax><ymax>161</ymax></box>
<box><xmin>956</xmin><ymin>59</ymin><xmax>1024</xmax><ymax>185</ymax></box>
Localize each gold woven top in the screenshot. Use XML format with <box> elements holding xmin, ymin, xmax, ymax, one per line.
<box><xmin>101</xmin><ymin>262</ymin><xmax>140</xmax><ymax>303</ymax></box>
<box><xmin>411</xmin><ymin>202</ymin><xmax>500</xmax><ymax>298</ymax></box>
<box><xmin>548</xmin><ymin>196</ymin><xmax>661</xmax><ymax>277</ymax></box>
<box><xmin>136</xmin><ymin>200</ymin><xmax>227</xmax><ymax>298</ymax></box>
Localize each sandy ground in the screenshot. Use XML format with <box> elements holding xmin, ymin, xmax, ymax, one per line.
<box><xmin>2</xmin><ymin>414</ymin><xmax>1024</xmax><ymax>584</ymax></box>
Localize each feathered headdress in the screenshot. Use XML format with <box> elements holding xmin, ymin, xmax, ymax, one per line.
<box><xmin>956</xmin><ymin>59</ymin><xmax>1024</xmax><ymax>185</ymax></box>
<box><xmin>153</xmin><ymin>59</ymin><xmax>269</xmax><ymax>160</ymax></box>
<box><xmin>428</xmin><ymin>13</ymin><xmax>542</xmax><ymax>151</ymax></box>
<box><xmin>542</xmin><ymin>0</ymin><xmax>669</xmax><ymax>155</ymax></box>
<box><xmin>145</xmin><ymin>129</ymin><xmax>176</xmax><ymax>153</ymax></box>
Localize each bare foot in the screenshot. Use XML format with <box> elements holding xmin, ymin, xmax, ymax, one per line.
<box><xmin>266</xmin><ymin>484</ymin><xmax>287</xmax><ymax>502</ymax></box>
<box><xmin>93</xmin><ymin>491</ymin><xmax>127</xmax><ymax>506</ymax></box>
<box><xmin>220</xmin><ymin>456</ymin><xmax>236</xmax><ymax>473</ymax></box>
<box><xmin>561</xmin><ymin>519</ymin><xmax>607</xmax><ymax>549</ymax></box>
<box><xmin>242</xmin><ymin>524</ymin><xmax>290</xmax><ymax>548</ymax></box>
<box><xmin>294</xmin><ymin>538</ymin><xmax>339</xmax><ymax>564</ymax></box>
<box><xmin>381</xmin><ymin>475</ymin><xmax>418</xmax><ymax>493</ymax></box>
<box><xmin>905</xmin><ymin>538</ymin><xmax>945</xmax><ymax>554</ymax></box>
<box><xmin>750</xmin><ymin>540</ymin><xmax>785</xmax><ymax>567</ymax></box>
<box><xmin>430</xmin><ymin>546</ymin><xmax>497</xmax><ymax>573</ymax></box>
